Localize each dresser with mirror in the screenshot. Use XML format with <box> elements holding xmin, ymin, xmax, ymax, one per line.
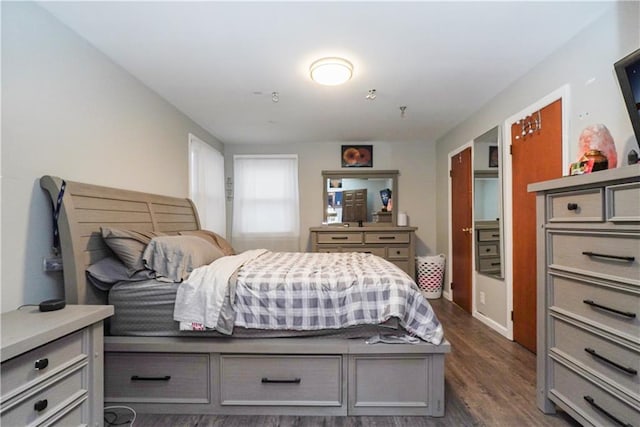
<box><xmin>311</xmin><ymin>170</ymin><xmax>417</xmax><ymax>278</ymax></box>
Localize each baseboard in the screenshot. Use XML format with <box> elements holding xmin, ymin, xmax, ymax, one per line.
<box><xmin>473</xmin><ymin>310</ymin><xmax>510</xmax><ymax>339</ymax></box>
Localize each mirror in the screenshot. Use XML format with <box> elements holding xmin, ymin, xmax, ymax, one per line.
<box><xmin>473</xmin><ymin>126</ymin><xmax>504</xmax><ymax>278</ymax></box>
<box><xmin>322</xmin><ymin>170</ymin><xmax>398</xmax><ymax>225</ymax></box>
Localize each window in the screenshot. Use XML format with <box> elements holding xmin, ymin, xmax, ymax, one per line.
<box><xmin>232</xmin><ymin>155</ymin><xmax>300</xmax><ymax>252</ymax></box>
<box><xmin>188</xmin><ymin>134</ymin><xmax>226</xmax><ymax>236</ymax></box>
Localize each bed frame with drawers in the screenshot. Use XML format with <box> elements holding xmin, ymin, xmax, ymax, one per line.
<box><xmin>40</xmin><ymin>175</ymin><xmax>451</xmax><ymax>417</ymax></box>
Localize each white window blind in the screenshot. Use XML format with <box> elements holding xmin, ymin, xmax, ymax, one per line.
<box><xmin>232</xmin><ymin>155</ymin><xmax>300</xmax><ymax>252</ymax></box>
<box><xmin>188</xmin><ymin>134</ymin><xmax>226</xmax><ymax>236</ymax></box>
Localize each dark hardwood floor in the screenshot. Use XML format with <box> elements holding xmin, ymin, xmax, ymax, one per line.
<box><xmin>114</xmin><ymin>299</ymin><xmax>579</xmax><ymax>427</ymax></box>
<box><xmin>428</xmin><ymin>299</ymin><xmax>578</xmax><ymax>427</ymax></box>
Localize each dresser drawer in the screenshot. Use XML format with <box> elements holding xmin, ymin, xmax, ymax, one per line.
<box><xmin>551</xmin><ymin>361</ymin><xmax>639</xmax><ymax>427</ymax></box>
<box><xmin>607</xmin><ymin>182</ymin><xmax>640</xmax><ymax>222</ymax></box>
<box><xmin>348</xmin><ymin>247</ymin><xmax>386</xmax><ymax>257</ymax></box>
<box><xmin>551</xmin><ymin>318</ymin><xmax>640</xmax><ymax>399</ymax></box>
<box><xmin>550</xmin><ymin>275</ymin><xmax>639</xmax><ymax>340</ymax></box>
<box><xmin>220</xmin><ymin>355</ymin><xmax>342</xmax><ymax>406</ymax></box>
<box><xmin>104</xmin><ymin>352</ymin><xmax>209</xmax><ymax>403</ymax></box>
<box><xmin>315</xmin><ymin>246</ymin><xmax>342</xmax><ymax>253</ymax></box>
<box><xmin>549</xmin><ymin>231</ymin><xmax>640</xmax><ymax>285</ymax></box>
<box><xmin>364</xmin><ymin>232</ymin><xmax>409</xmax><ymax>244</ymax></box>
<box><xmin>350</xmin><ymin>356</ymin><xmax>430</xmax><ymax>414</ymax></box>
<box><xmin>1</xmin><ymin>331</ymin><xmax>85</xmax><ymax>402</ymax></box>
<box><xmin>390</xmin><ymin>260</ymin><xmax>410</xmax><ymax>275</ymax></box>
<box><xmin>317</xmin><ymin>232</ymin><xmax>363</xmax><ymax>244</ymax></box>
<box><xmin>1</xmin><ymin>366</ymin><xmax>86</xmax><ymax>427</ymax></box>
<box><xmin>548</xmin><ymin>189</ymin><xmax>603</xmax><ymax>222</ymax></box>
<box><xmin>477</xmin><ymin>229</ymin><xmax>500</xmax><ymax>241</ymax></box>
<box><xmin>387</xmin><ymin>247</ymin><xmax>409</xmax><ymax>260</ymax></box>
<box><xmin>478</xmin><ymin>243</ymin><xmax>499</xmax><ymax>258</ymax></box>
<box><xmin>478</xmin><ymin>258</ymin><xmax>501</xmax><ymax>273</ymax></box>
<box><xmin>47</xmin><ymin>398</ymin><xmax>86</xmax><ymax>427</ymax></box>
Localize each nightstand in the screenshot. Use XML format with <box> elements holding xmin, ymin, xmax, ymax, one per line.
<box><xmin>1</xmin><ymin>304</ymin><xmax>113</xmax><ymax>427</ymax></box>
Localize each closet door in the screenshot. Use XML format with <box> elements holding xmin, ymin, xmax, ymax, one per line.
<box><xmin>511</xmin><ymin>99</ymin><xmax>563</xmax><ymax>353</ymax></box>
<box><xmin>451</xmin><ymin>147</ymin><xmax>473</xmax><ymax>313</ymax></box>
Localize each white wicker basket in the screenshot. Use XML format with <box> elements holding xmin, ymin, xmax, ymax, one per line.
<box><xmin>416</xmin><ymin>254</ymin><xmax>446</xmax><ymax>299</ymax></box>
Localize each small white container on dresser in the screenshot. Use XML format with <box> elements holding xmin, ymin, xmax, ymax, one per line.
<box><xmin>1</xmin><ymin>305</ymin><xmax>113</xmax><ymax>427</ymax></box>
<box><xmin>530</xmin><ymin>165</ymin><xmax>640</xmax><ymax>427</ymax></box>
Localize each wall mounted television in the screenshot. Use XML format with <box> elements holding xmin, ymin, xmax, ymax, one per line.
<box><xmin>614</xmin><ymin>48</ymin><xmax>640</xmax><ymax>151</ymax></box>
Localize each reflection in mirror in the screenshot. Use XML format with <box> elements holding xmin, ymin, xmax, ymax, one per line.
<box><xmin>473</xmin><ymin>126</ymin><xmax>504</xmax><ymax>278</ymax></box>
<box><xmin>322</xmin><ymin>170</ymin><xmax>398</xmax><ymax>225</ymax></box>
<box><xmin>474</xmin><ymin>173</ymin><xmax>499</xmax><ymax>220</ymax></box>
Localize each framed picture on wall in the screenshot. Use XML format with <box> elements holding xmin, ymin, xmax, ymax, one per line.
<box><xmin>341</xmin><ymin>145</ymin><xmax>373</xmax><ymax>167</ymax></box>
<box><xmin>489</xmin><ymin>146</ymin><xmax>499</xmax><ymax>168</ymax></box>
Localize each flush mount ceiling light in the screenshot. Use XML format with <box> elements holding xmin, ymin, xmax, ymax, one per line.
<box><xmin>310</xmin><ymin>57</ymin><xmax>353</xmax><ymax>86</ymax></box>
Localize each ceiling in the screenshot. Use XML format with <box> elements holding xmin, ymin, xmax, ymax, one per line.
<box><xmin>40</xmin><ymin>1</ymin><xmax>613</xmax><ymax>145</ymax></box>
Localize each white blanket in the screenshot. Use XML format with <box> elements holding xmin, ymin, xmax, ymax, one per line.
<box><xmin>173</xmin><ymin>249</ymin><xmax>267</xmax><ymax>330</ymax></box>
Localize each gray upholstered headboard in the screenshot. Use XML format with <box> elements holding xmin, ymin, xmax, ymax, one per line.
<box><xmin>40</xmin><ymin>175</ymin><xmax>200</xmax><ymax>305</ymax></box>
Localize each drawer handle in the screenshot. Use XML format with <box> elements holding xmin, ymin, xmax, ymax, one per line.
<box><xmin>583</xmin><ymin>300</ymin><xmax>636</xmax><ymax>319</ymax></box>
<box><xmin>584</xmin><ymin>396</ymin><xmax>633</xmax><ymax>427</ymax></box>
<box><xmin>582</xmin><ymin>251</ymin><xmax>635</xmax><ymax>262</ymax></box>
<box><xmin>331</xmin><ymin>236</ymin><xmax>349</xmax><ymax>240</ymax></box>
<box><xmin>378</xmin><ymin>236</ymin><xmax>396</xmax><ymax>240</ymax></box>
<box><xmin>485</xmin><ymin>248</ymin><xmax>491</xmax><ymax>252</ymax></box>
<box><xmin>34</xmin><ymin>358</ymin><xmax>49</xmax><ymax>370</ymax></box>
<box><xmin>491</xmin><ymin>234</ymin><xmax>499</xmax><ymax>238</ymax></box>
<box><xmin>567</xmin><ymin>203</ymin><xmax>579</xmax><ymax>211</ymax></box>
<box><xmin>395</xmin><ymin>250</ymin><xmax>401</xmax><ymax>255</ymax></box>
<box><xmin>491</xmin><ymin>262</ymin><xmax>501</xmax><ymax>266</ymax></box>
<box><xmin>34</xmin><ymin>399</ymin><xmax>48</xmax><ymax>412</ymax></box>
<box><xmin>585</xmin><ymin>348</ymin><xmax>638</xmax><ymax>376</ymax></box>
<box><xmin>131</xmin><ymin>375</ymin><xmax>171</xmax><ymax>381</ymax></box>
<box><xmin>261</xmin><ymin>377</ymin><xmax>301</xmax><ymax>384</ymax></box>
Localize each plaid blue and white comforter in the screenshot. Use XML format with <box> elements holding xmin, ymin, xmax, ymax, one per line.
<box><xmin>175</xmin><ymin>251</ymin><xmax>444</xmax><ymax>344</ymax></box>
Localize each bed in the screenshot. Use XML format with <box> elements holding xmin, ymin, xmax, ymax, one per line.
<box><xmin>40</xmin><ymin>175</ymin><xmax>450</xmax><ymax>417</ymax></box>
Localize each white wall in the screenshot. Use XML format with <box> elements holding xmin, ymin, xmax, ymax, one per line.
<box><xmin>224</xmin><ymin>141</ymin><xmax>438</xmax><ymax>255</ymax></box>
<box><xmin>1</xmin><ymin>2</ymin><xmax>223</xmax><ymax>312</ymax></box>
<box><xmin>435</xmin><ymin>2</ymin><xmax>639</xmax><ymax>329</ymax></box>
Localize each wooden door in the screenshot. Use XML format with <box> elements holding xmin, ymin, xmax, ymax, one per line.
<box><xmin>511</xmin><ymin>99</ymin><xmax>563</xmax><ymax>353</ymax></box>
<box><xmin>451</xmin><ymin>147</ymin><xmax>473</xmax><ymax>313</ymax></box>
<box><xmin>343</xmin><ymin>189</ymin><xmax>367</xmax><ymax>222</ymax></box>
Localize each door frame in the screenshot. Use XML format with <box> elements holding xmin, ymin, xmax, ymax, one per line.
<box><xmin>502</xmin><ymin>84</ymin><xmax>570</xmax><ymax>340</ymax></box>
<box><xmin>446</xmin><ymin>140</ymin><xmax>474</xmax><ymax>302</ymax></box>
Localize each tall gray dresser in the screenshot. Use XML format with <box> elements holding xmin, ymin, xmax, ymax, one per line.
<box><xmin>530</xmin><ymin>165</ymin><xmax>639</xmax><ymax>426</ymax></box>
<box><xmin>1</xmin><ymin>305</ymin><xmax>113</xmax><ymax>427</ymax></box>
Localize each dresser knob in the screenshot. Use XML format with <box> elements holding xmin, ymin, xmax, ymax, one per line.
<box><xmin>34</xmin><ymin>358</ymin><xmax>48</xmax><ymax>370</ymax></box>
<box><xmin>34</xmin><ymin>399</ymin><xmax>48</xmax><ymax>412</ymax></box>
<box><xmin>567</xmin><ymin>203</ymin><xmax>578</xmax><ymax>211</ymax></box>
